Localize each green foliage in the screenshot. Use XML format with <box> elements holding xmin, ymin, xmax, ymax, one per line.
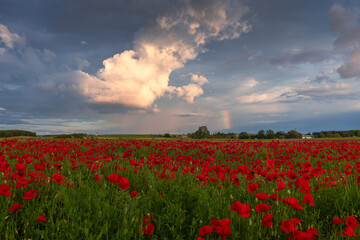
<box><xmin>265</xmin><ymin>129</ymin><xmax>275</xmax><ymax>139</ymax></box>
<box><xmin>286</xmin><ymin>130</ymin><xmax>302</xmax><ymax>139</ymax></box>
<box><xmin>238</xmin><ymin>132</ymin><xmax>250</xmax><ymax>139</ymax></box>
<box><xmin>189</xmin><ymin>126</ymin><xmax>210</xmax><ymax>139</ymax></box>
<box><xmin>256</xmin><ymin>130</ymin><xmax>265</xmax><ymax>139</ymax></box>
<box><xmin>163</xmin><ymin>133</ymin><xmax>171</xmax><ymax>138</ymax></box>
<box><xmin>312</xmin><ymin>130</ymin><xmax>360</xmax><ymax>138</ymax></box>
<box><xmin>212</xmin><ymin>132</ymin><xmax>236</xmax><ymax>139</ymax></box>
<box><xmin>0</xmin><ymin>130</ymin><xmax>36</xmax><ymax>138</ymax></box>
<box><xmin>54</xmin><ymin>133</ymin><xmax>87</xmax><ymax>139</ymax></box>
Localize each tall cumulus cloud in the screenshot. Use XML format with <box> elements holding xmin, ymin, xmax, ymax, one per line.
<box><xmin>78</xmin><ymin>0</ymin><xmax>251</xmax><ymax>109</ymax></box>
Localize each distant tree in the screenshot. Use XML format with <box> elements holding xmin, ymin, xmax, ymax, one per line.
<box><xmin>256</xmin><ymin>130</ymin><xmax>265</xmax><ymax>139</ymax></box>
<box><xmin>238</xmin><ymin>132</ymin><xmax>250</xmax><ymax>139</ymax></box>
<box><xmin>164</xmin><ymin>133</ymin><xmax>171</xmax><ymax>138</ymax></box>
<box><xmin>286</xmin><ymin>130</ymin><xmax>302</xmax><ymax>139</ymax></box>
<box><xmin>275</xmin><ymin>131</ymin><xmax>287</xmax><ymax>139</ymax></box>
<box><xmin>191</xmin><ymin>126</ymin><xmax>210</xmax><ymax>139</ymax></box>
<box><xmin>227</xmin><ymin>133</ymin><xmax>236</xmax><ymax>139</ymax></box>
<box><xmin>265</xmin><ymin>129</ymin><xmax>275</xmax><ymax>139</ymax></box>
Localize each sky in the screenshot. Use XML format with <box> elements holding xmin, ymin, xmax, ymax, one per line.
<box><xmin>1</xmin><ymin>0</ymin><xmax>360</xmax><ymax>135</ymax></box>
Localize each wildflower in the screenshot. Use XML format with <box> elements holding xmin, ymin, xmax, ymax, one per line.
<box><xmin>142</xmin><ymin>223</ymin><xmax>154</xmax><ymax>235</ymax></box>
<box><xmin>22</xmin><ymin>189</ymin><xmax>37</xmax><ymax>200</ymax></box>
<box><xmin>256</xmin><ymin>203</ymin><xmax>271</xmax><ymax>213</ymax></box>
<box><xmin>345</xmin><ymin>216</ymin><xmax>359</xmax><ymax>229</ymax></box>
<box><xmin>9</xmin><ymin>203</ymin><xmax>22</xmax><ymax>212</ymax></box>
<box><xmin>276</xmin><ymin>181</ymin><xmax>285</xmax><ymax>191</ymax></box>
<box><xmin>37</xmin><ymin>215</ymin><xmax>47</xmax><ymax>223</ymax></box>
<box><xmin>0</xmin><ymin>184</ymin><xmax>12</xmax><ymax>197</ymax></box>
<box><xmin>342</xmin><ymin>227</ymin><xmax>357</xmax><ymax>237</ymax></box>
<box><xmin>281</xmin><ymin>220</ymin><xmax>295</xmax><ymax>233</ymax></box>
<box><xmin>262</xmin><ymin>214</ymin><xmax>273</xmax><ymax>227</ymax></box>
<box><xmin>118</xmin><ymin>175</ymin><xmax>130</xmax><ymax>189</ymax></box>
<box><xmin>199</xmin><ymin>226</ymin><xmax>213</xmax><ymax>236</ymax></box>
<box><xmin>255</xmin><ymin>192</ymin><xmax>270</xmax><ymax>200</ymax></box>
<box><xmin>248</xmin><ymin>183</ymin><xmax>259</xmax><ymax>193</ymax></box>
<box><xmin>130</xmin><ymin>190</ymin><xmax>138</xmax><ymax>198</ymax></box>
<box><xmin>231</xmin><ymin>201</ymin><xmax>251</xmax><ymax>217</ymax></box>
<box><xmin>333</xmin><ymin>217</ymin><xmax>343</xmax><ymax>225</ymax></box>
<box><xmin>106</xmin><ymin>174</ymin><xmax>118</xmax><ymax>184</ymax></box>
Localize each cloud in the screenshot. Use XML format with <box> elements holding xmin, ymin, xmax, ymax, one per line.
<box><xmin>243</xmin><ymin>78</ymin><xmax>258</xmax><ymax>88</ymax></box>
<box><xmin>269</xmin><ymin>50</ymin><xmax>329</xmax><ymax>66</ymax></box>
<box><xmin>168</xmin><ymin>83</ymin><xmax>205</xmax><ymax>104</ymax></box>
<box><xmin>310</xmin><ymin>74</ymin><xmax>334</xmax><ymax>84</ymax></box>
<box><xmin>295</xmin><ymin>83</ymin><xmax>356</xmax><ymax>98</ymax></box>
<box><xmin>237</xmin><ymin>86</ymin><xmax>294</xmax><ymax>103</ymax></box>
<box><xmin>190</xmin><ymin>73</ymin><xmax>208</xmax><ymax>85</ymax></box>
<box><xmin>0</xmin><ymin>24</ymin><xmax>25</xmax><ymax>49</ymax></box>
<box><xmin>175</xmin><ymin>112</ymin><xmax>207</xmax><ymax>117</ymax></box>
<box><xmin>77</xmin><ymin>0</ymin><xmax>251</xmax><ymax>109</ymax></box>
<box><xmin>329</xmin><ymin>4</ymin><xmax>360</xmax><ymax>78</ymax></box>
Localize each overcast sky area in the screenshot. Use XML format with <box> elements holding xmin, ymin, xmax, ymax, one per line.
<box><xmin>1</xmin><ymin>0</ymin><xmax>360</xmax><ymax>135</ymax></box>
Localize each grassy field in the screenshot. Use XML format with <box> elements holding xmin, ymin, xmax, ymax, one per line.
<box><xmin>0</xmin><ymin>138</ymin><xmax>359</xmax><ymax>239</ymax></box>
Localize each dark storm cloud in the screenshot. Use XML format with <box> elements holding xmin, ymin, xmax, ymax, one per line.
<box><xmin>329</xmin><ymin>4</ymin><xmax>360</xmax><ymax>79</ymax></box>
<box><xmin>269</xmin><ymin>50</ymin><xmax>330</xmax><ymax>66</ymax></box>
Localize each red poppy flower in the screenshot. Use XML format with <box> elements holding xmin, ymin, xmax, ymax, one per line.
<box><xmin>8</xmin><ymin>203</ymin><xmax>22</xmax><ymax>212</ymax></box>
<box><xmin>342</xmin><ymin>227</ymin><xmax>357</xmax><ymax>237</ymax></box>
<box><xmin>345</xmin><ymin>216</ymin><xmax>359</xmax><ymax>229</ymax></box>
<box><xmin>215</xmin><ymin>226</ymin><xmax>232</xmax><ymax>240</ymax></box>
<box><xmin>262</xmin><ymin>214</ymin><xmax>273</xmax><ymax>227</ymax></box>
<box><xmin>199</xmin><ymin>226</ymin><xmax>213</xmax><ymax>236</ymax></box>
<box><xmin>281</xmin><ymin>220</ymin><xmax>295</xmax><ymax>233</ymax></box>
<box><xmin>142</xmin><ymin>223</ymin><xmax>154</xmax><ymax>235</ymax></box>
<box><xmin>118</xmin><ymin>175</ymin><xmax>130</xmax><ymax>189</ymax></box>
<box><xmin>130</xmin><ymin>190</ymin><xmax>138</xmax><ymax>198</ymax></box>
<box><xmin>248</xmin><ymin>183</ymin><xmax>259</xmax><ymax>193</ymax></box>
<box><xmin>283</xmin><ymin>197</ymin><xmax>303</xmax><ymax>210</ymax></box>
<box><xmin>22</xmin><ymin>189</ymin><xmax>37</xmax><ymax>200</ymax></box>
<box><xmin>269</xmin><ymin>193</ymin><xmax>279</xmax><ymax>201</ymax></box>
<box><xmin>231</xmin><ymin>201</ymin><xmax>251</xmax><ymax>217</ymax></box>
<box><xmin>290</xmin><ymin>218</ymin><xmax>302</xmax><ymax>226</ymax></box>
<box><xmin>301</xmin><ymin>193</ymin><xmax>315</xmax><ymax>206</ymax></box>
<box><xmin>211</xmin><ymin>218</ymin><xmax>220</xmax><ymax>228</ymax></box>
<box><xmin>255</xmin><ymin>192</ymin><xmax>269</xmax><ymax>200</ymax></box>
<box><xmin>37</xmin><ymin>215</ymin><xmax>47</xmax><ymax>223</ymax></box>
<box><xmin>219</xmin><ymin>219</ymin><xmax>231</xmax><ymax>227</ymax></box>
<box><xmin>333</xmin><ymin>217</ymin><xmax>343</xmax><ymax>225</ymax></box>
<box><xmin>276</xmin><ymin>181</ymin><xmax>285</xmax><ymax>191</ymax></box>
<box><xmin>209</xmin><ymin>177</ymin><xmax>218</xmax><ymax>183</ymax></box>
<box><xmin>256</xmin><ymin>203</ymin><xmax>271</xmax><ymax>213</ymax></box>
<box><xmin>15</xmin><ymin>163</ymin><xmax>27</xmax><ymax>172</ymax></box>
<box><xmin>0</xmin><ymin>184</ymin><xmax>12</xmax><ymax>197</ymax></box>
<box><xmin>106</xmin><ymin>174</ymin><xmax>118</xmax><ymax>184</ymax></box>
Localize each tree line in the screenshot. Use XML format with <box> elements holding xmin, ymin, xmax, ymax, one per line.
<box><xmin>0</xmin><ymin>130</ymin><xmax>36</xmax><ymax>138</ymax></box>
<box><xmin>188</xmin><ymin>126</ymin><xmax>360</xmax><ymax>139</ymax></box>
<box><xmin>312</xmin><ymin>130</ymin><xmax>360</xmax><ymax>138</ymax></box>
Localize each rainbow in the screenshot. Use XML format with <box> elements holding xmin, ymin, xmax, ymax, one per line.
<box><xmin>220</xmin><ymin>110</ymin><xmax>231</xmax><ymax>130</ymax></box>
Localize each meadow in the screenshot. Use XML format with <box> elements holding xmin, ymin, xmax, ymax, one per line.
<box><xmin>0</xmin><ymin>138</ymin><xmax>359</xmax><ymax>239</ymax></box>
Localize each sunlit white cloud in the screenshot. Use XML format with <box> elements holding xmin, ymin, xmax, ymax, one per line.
<box><xmin>0</xmin><ymin>24</ymin><xmax>25</xmax><ymax>49</ymax></box>
<box><xmin>77</xmin><ymin>0</ymin><xmax>251</xmax><ymax>109</ymax></box>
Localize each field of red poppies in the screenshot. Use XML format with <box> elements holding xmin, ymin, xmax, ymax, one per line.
<box><xmin>0</xmin><ymin>138</ymin><xmax>359</xmax><ymax>239</ymax></box>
